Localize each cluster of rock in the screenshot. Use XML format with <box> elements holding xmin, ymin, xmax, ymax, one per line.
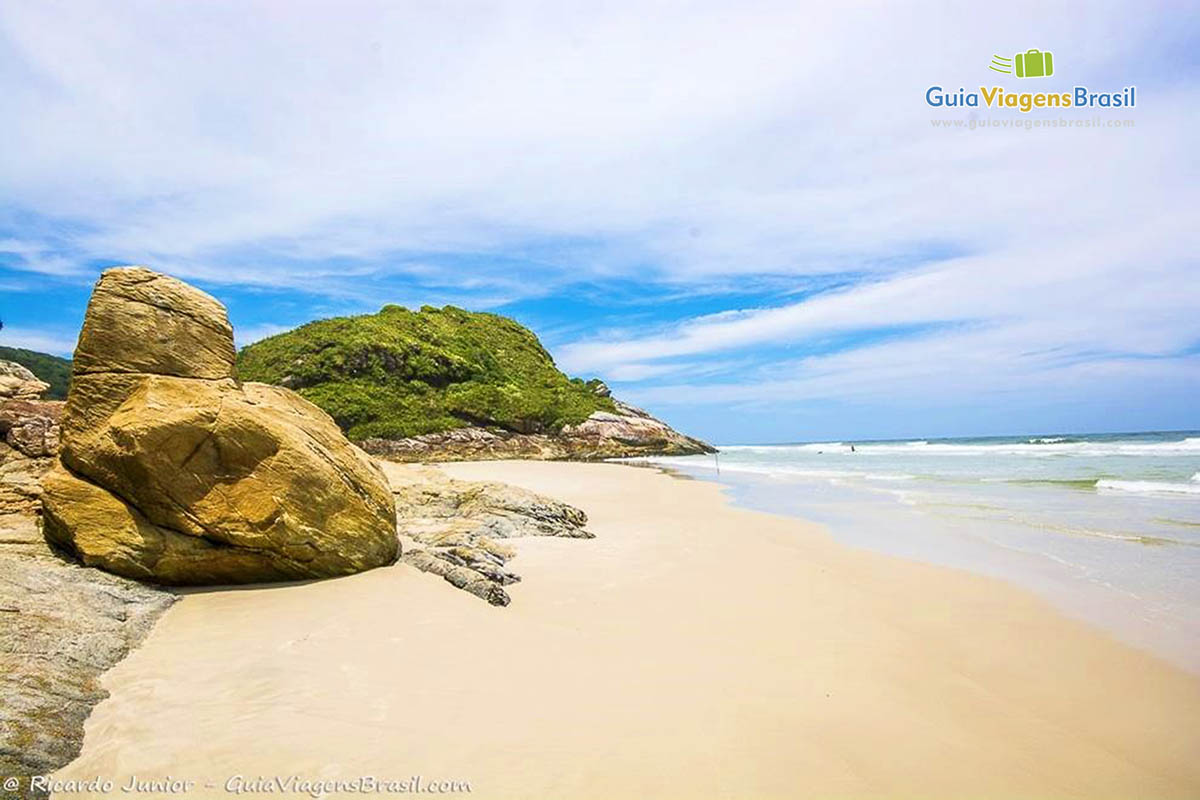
<box><xmin>387</xmin><ymin>464</ymin><xmax>592</xmax><ymax>605</ymax></box>
<box><xmin>0</xmin><ymin>362</ymin><xmax>63</xmax><ymax>517</ymax></box>
<box><xmin>40</xmin><ymin>267</ymin><xmax>400</xmax><ymax>585</ymax></box>
<box><xmin>363</xmin><ymin>399</ymin><xmax>715</xmax><ymax>462</ymax></box>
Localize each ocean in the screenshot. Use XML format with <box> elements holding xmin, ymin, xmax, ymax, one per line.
<box><xmin>631</xmin><ymin>431</ymin><xmax>1200</xmax><ymax>672</ymax></box>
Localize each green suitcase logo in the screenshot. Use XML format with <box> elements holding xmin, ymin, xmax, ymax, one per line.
<box><xmin>989</xmin><ymin>49</ymin><xmax>1054</xmax><ymax>78</ymax></box>
<box><xmin>1015</xmin><ymin>49</ymin><xmax>1053</xmax><ymax>77</ymax></box>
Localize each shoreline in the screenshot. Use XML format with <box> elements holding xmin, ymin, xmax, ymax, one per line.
<box><xmin>634</xmin><ymin>458</ymin><xmax>1200</xmax><ymax>674</ymax></box>
<box><xmin>633</xmin><ymin>450</ymin><xmax>1200</xmax><ymax>676</ymax></box>
<box><xmin>55</xmin><ymin>460</ymin><xmax>1200</xmax><ymax>799</ymax></box>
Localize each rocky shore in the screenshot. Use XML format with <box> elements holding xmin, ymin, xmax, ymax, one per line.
<box><xmin>0</xmin><ymin>369</ymin><xmax>594</xmax><ymax>798</ymax></box>
<box><xmin>0</xmin><ymin>362</ymin><xmax>62</xmax><ymax>518</ymax></box>
<box><xmin>1</xmin><ymin>267</ymin><xmax>609</xmax><ymax>795</ymax></box>
<box><xmin>386</xmin><ymin>463</ymin><xmax>592</xmax><ymax>606</ymax></box>
<box><xmin>0</xmin><ymin>363</ymin><xmax>175</xmax><ymax>800</ymax></box>
<box><xmin>0</xmin><ymin>515</ymin><xmax>174</xmax><ymax>798</ymax></box>
<box><xmin>363</xmin><ymin>399</ymin><xmax>715</xmax><ymax>462</ymax></box>
<box><xmin>0</xmin><ymin>266</ymin><xmax>718</xmax><ymax>796</ymax></box>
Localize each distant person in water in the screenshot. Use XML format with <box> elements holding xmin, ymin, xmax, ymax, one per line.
<box><xmin>850</xmin><ymin>444</ymin><xmax>856</xmax><ymax>452</ymax></box>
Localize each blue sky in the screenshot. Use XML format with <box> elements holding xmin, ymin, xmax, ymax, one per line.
<box><xmin>2</xmin><ymin>1</ymin><xmax>1198</xmax><ymax>444</ymax></box>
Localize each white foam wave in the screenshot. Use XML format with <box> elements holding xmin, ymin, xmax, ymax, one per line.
<box><xmin>1096</xmin><ymin>480</ymin><xmax>1200</xmax><ymax>496</ymax></box>
<box><xmin>724</xmin><ymin>436</ymin><xmax>1200</xmax><ymax>458</ymax></box>
<box><xmin>722</xmin><ymin>442</ymin><xmax>848</xmax><ymax>453</ymax></box>
<box><xmin>629</xmin><ymin>457</ymin><xmax>915</xmax><ymax>483</ymax></box>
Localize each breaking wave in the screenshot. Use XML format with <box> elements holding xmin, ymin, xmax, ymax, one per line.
<box><xmin>723</xmin><ymin>436</ymin><xmax>1200</xmax><ymax>458</ymax></box>
<box><xmin>1096</xmin><ymin>480</ymin><xmax>1200</xmax><ymax>496</ymax></box>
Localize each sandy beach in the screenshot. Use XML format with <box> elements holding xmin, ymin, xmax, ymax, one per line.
<box><xmin>53</xmin><ymin>461</ymin><xmax>1200</xmax><ymax>799</ymax></box>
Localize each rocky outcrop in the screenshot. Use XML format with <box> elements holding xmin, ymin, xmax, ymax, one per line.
<box><xmin>40</xmin><ymin>267</ymin><xmax>399</xmax><ymax>585</ymax></box>
<box><xmin>0</xmin><ymin>361</ymin><xmax>49</xmax><ymax>402</ymax></box>
<box><xmin>363</xmin><ymin>400</ymin><xmax>715</xmax><ymax>462</ymax></box>
<box><xmin>0</xmin><ymin>362</ymin><xmax>63</xmax><ymax>517</ymax></box>
<box><xmin>385</xmin><ymin>464</ymin><xmax>592</xmax><ymax>605</ymax></box>
<box><xmin>0</xmin><ymin>515</ymin><xmax>174</xmax><ymax>799</ymax></box>
<box><xmin>0</xmin><ymin>399</ymin><xmax>61</xmax><ymax>459</ymax></box>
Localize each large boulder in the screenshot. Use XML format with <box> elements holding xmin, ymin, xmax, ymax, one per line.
<box><xmin>40</xmin><ymin>267</ymin><xmax>399</xmax><ymax>585</ymax></box>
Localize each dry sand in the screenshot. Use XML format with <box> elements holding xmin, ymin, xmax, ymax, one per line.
<box><xmin>54</xmin><ymin>461</ymin><xmax>1200</xmax><ymax>799</ymax></box>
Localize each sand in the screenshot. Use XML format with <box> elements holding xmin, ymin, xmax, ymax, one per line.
<box><xmin>53</xmin><ymin>461</ymin><xmax>1200</xmax><ymax>799</ymax></box>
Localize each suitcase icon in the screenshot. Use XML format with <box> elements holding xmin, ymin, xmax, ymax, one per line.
<box><xmin>1014</xmin><ymin>49</ymin><xmax>1053</xmax><ymax>78</ymax></box>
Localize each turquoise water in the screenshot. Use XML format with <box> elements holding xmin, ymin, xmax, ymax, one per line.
<box><xmin>630</xmin><ymin>430</ymin><xmax>1200</xmax><ymax>671</ymax></box>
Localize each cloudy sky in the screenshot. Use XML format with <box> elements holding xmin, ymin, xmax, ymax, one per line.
<box><xmin>1</xmin><ymin>1</ymin><xmax>1197</xmax><ymax>442</ymax></box>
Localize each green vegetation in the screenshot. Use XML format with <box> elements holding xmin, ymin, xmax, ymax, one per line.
<box><xmin>0</xmin><ymin>346</ymin><xmax>71</xmax><ymax>399</ymax></box>
<box><xmin>236</xmin><ymin>305</ymin><xmax>614</xmax><ymax>441</ymax></box>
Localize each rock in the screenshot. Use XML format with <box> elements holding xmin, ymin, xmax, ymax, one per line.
<box><xmin>392</xmin><ymin>468</ymin><xmax>591</xmax><ymax>537</ymax></box>
<box><xmin>0</xmin><ymin>377</ymin><xmax>170</xmax><ymax>798</ymax></box>
<box><xmin>0</xmin><ymin>514</ymin><xmax>174</xmax><ymax>799</ymax></box>
<box><xmin>41</xmin><ymin>267</ymin><xmax>399</xmax><ymax>585</ymax></box>
<box><xmin>400</xmin><ymin>549</ymin><xmax>511</xmax><ymax>606</ymax></box>
<box><xmin>363</xmin><ymin>400</ymin><xmax>715</xmax><ymax>462</ymax></box>
<box><xmin>559</xmin><ymin>399</ymin><xmax>716</xmax><ymax>457</ymax></box>
<box><xmin>587</xmin><ymin>379</ymin><xmax>612</xmax><ymax>397</ymax></box>
<box><xmin>70</xmin><ymin>266</ymin><xmax>235</xmax><ymax>380</ymax></box>
<box><xmin>384</xmin><ymin>464</ymin><xmax>591</xmax><ymax>605</ymax></box>
<box><xmin>0</xmin><ymin>360</ymin><xmax>49</xmax><ymax>401</ymax></box>
<box><xmin>0</xmin><ymin>399</ymin><xmax>62</xmax><ymax>458</ymax></box>
<box><xmin>0</xmin><ymin>400</ymin><xmax>62</xmax><ymax>516</ymax></box>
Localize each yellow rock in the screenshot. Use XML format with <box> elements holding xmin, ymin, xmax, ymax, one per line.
<box><xmin>42</xmin><ymin>267</ymin><xmax>399</xmax><ymax>585</ymax></box>
<box><xmin>41</xmin><ymin>464</ymin><xmax>305</xmax><ymax>585</ymax></box>
<box><xmin>71</xmin><ymin>266</ymin><xmax>236</xmax><ymax>380</ymax></box>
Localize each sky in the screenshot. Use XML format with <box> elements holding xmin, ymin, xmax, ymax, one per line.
<box><xmin>1</xmin><ymin>1</ymin><xmax>1197</xmax><ymax>444</ymax></box>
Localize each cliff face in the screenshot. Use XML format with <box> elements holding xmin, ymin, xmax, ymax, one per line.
<box><xmin>238</xmin><ymin>305</ymin><xmax>714</xmax><ymax>461</ymax></box>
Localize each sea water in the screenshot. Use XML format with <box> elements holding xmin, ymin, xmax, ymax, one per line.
<box><xmin>631</xmin><ymin>431</ymin><xmax>1200</xmax><ymax>672</ymax></box>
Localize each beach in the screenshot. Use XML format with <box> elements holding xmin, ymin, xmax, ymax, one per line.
<box><xmin>641</xmin><ymin>432</ymin><xmax>1200</xmax><ymax>671</ymax></box>
<box><xmin>53</xmin><ymin>460</ymin><xmax>1200</xmax><ymax>799</ymax></box>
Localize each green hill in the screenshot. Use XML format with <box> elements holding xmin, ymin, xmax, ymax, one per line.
<box><xmin>0</xmin><ymin>346</ymin><xmax>72</xmax><ymax>399</ymax></box>
<box><xmin>236</xmin><ymin>305</ymin><xmax>614</xmax><ymax>441</ymax></box>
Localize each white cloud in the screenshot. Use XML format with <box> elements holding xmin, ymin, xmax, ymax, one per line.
<box><xmin>233</xmin><ymin>322</ymin><xmax>293</xmax><ymax>349</ymax></box>
<box><xmin>1</xmin><ymin>1</ymin><xmax>1196</xmax><ymax>424</ymax></box>
<box><xmin>2</xmin><ymin>1</ymin><xmax>1192</xmax><ymax>286</ymax></box>
<box><xmin>0</xmin><ymin>326</ymin><xmax>77</xmax><ymax>357</ymax></box>
<box><xmin>0</xmin><ymin>238</ymin><xmax>83</xmax><ymax>277</ymax></box>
